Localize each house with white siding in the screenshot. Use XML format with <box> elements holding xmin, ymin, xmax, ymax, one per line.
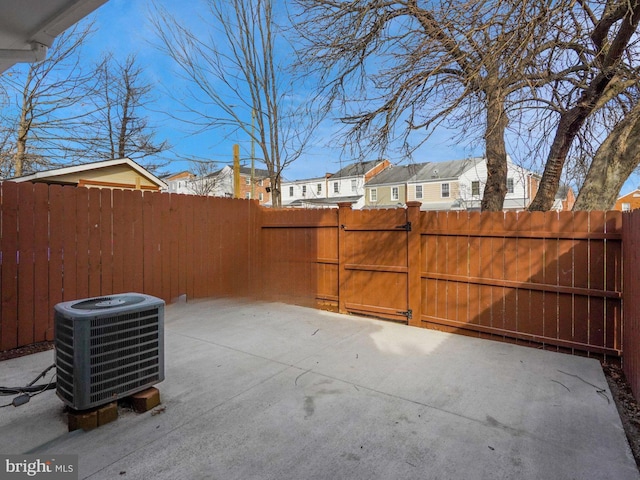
<box><xmin>282</xmin><ymin>175</ymin><xmax>330</xmax><ymax>206</ymax></box>
<box><xmin>209</xmin><ymin>166</ymin><xmax>272</xmax><ymax>204</ymax></box>
<box><xmin>163</xmin><ymin>171</ymin><xmax>196</xmax><ymax>194</ymax></box>
<box><xmin>406</xmin><ymin>157</ymin><xmax>539</xmax><ymax>211</ymax></box>
<box><xmin>282</xmin><ymin>159</ymin><xmax>391</xmax><ymax>208</ymax></box>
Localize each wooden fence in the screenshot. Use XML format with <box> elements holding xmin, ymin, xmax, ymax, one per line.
<box><xmin>623</xmin><ymin>212</ymin><xmax>640</xmax><ymax>398</ymax></box>
<box><xmin>258</xmin><ymin>202</ymin><xmax>623</xmax><ymax>358</ymax></box>
<box><xmin>1</xmin><ymin>182</ymin><xmax>639</xmax><ymax>394</ymax></box>
<box><xmin>0</xmin><ymin>182</ymin><xmax>257</xmax><ymax>350</ymax></box>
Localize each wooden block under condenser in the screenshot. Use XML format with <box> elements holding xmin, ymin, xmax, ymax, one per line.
<box><xmin>130</xmin><ymin>387</ymin><xmax>161</xmax><ymax>413</ymax></box>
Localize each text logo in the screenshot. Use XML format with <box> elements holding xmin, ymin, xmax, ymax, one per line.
<box><xmin>1</xmin><ymin>455</ymin><xmax>77</xmax><ymax>479</ymax></box>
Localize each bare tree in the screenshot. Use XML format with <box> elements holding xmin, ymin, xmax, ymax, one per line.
<box><xmin>151</xmin><ymin>0</ymin><xmax>315</xmax><ymax>207</ymax></box>
<box><xmin>0</xmin><ymin>22</ymin><xmax>96</xmax><ymax>177</ymax></box>
<box><xmin>82</xmin><ymin>54</ymin><xmax>170</xmax><ymax>172</ymax></box>
<box><xmin>573</xmin><ymin>99</ymin><xmax>640</xmax><ymax>210</ymax></box>
<box><xmin>528</xmin><ymin>0</ymin><xmax>640</xmax><ymax>210</ymax></box>
<box><xmin>185</xmin><ymin>160</ymin><xmax>221</xmax><ymax>196</ymax></box>
<box><xmin>293</xmin><ymin>0</ymin><xmax>575</xmax><ymax>211</ymax></box>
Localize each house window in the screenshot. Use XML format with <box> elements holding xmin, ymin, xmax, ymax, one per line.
<box><xmin>302</xmin><ymin>185</ymin><xmax>307</xmax><ymax>196</ymax></box>
<box><xmin>370</xmin><ymin>188</ymin><xmax>377</xmax><ymax>202</ymax></box>
<box><xmin>289</xmin><ymin>186</ymin><xmax>294</xmax><ymax>197</ymax></box>
<box><xmin>245</xmin><ymin>177</ymin><xmax>250</xmax><ymax>185</ymax></box>
<box><xmin>415</xmin><ymin>185</ymin><xmax>423</xmax><ymax>199</ymax></box>
<box><xmin>334</xmin><ymin>182</ymin><xmax>339</xmax><ymax>193</ymax></box>
<box><xmin>441</xmin><ymin>183</ymin><xmax>450</xmax><ymax>198</ymax></box>
<box><xmin>351</xmin><ymin>179</ymin><xmax>357</xmax><ymax>192</ymax></box>
<box><xmin>507</xmin><ymin>178</ymin><xmax>514</xmax><ymax>194</ymax></box>
<box><xmin>471</xmin><ymin>181</ymin><xmax>480</xmax><ymax>196</ymax></box>
<box><xmin>258</xmin><ymin>179</ymin><xmax>263</xmax><ymax>186</ymax></box>
<box><xmin>245</xmin><ymin>192</ymin><xmax>251</xmax><ymax>199</ymax></box>
<box><xmin>317</xmin><ymin>183</ymin><xmax>322</xmax><ymax>194</ymax></box>
<box><xmin>622</xmin><ymin>203</ymin><xmax>631</xmax><ymax>212</ymax></box>
<box><xmin>259</xmin><ymin>193</ymin><xmax>264</xmax><ymax>201</ymax></box>
<box><xmin>391</xmin><ymin>187</ymin><xmax>399</xmax><ymax>201</ymax></box>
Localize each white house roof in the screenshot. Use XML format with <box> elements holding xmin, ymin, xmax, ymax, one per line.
<box><xmin>330</xmin><ymin>160</ymin><xmax>386</xmax><ymax>179</ymax></box>
<box><xmin>367</xmin><ymin>163</ymin><xmax>429</xmax><ymax>186</ymax></box>
<box><xmin>11</xmin><ymin>158</ymin><xmax>167</xmax><ymax>189</ymax></box>
<box><xmin>282</xmin><ymin>176</ymin><xmax>329</xmax><ymax>185</ymax></box>
<box><xmin>0</xmin><ymin>0</ymin><xmax>108</xmax><ymax>73</ymax></box>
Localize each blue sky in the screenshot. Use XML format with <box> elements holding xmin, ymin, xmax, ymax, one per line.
<box><xmin>76</xmin><ymin>0</ymin><xmax>639</xmax><ymax>194</ymax></box>
<box><xmin>79</xmin><ymin>0</ymin><xmax>481</xmax><ymax>181</ymax></box>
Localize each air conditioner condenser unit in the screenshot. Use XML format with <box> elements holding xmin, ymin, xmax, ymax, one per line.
<box><xmin>54</xmin><ymin>293</ymin><xmax>165</xmax><ymax>411</ymax></box>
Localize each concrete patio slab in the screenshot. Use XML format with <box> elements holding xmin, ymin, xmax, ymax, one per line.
<box><xmin>0</xmin><ymin>298</ymin><xmax>637</xmax><ymax>479</ymax></box>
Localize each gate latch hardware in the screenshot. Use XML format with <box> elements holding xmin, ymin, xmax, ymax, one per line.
<box><xmin>398</xmin><ymin>309</ymin><xmax>413</xmax><ymax>320</ymax></box>
<box><xmin>396</xmin><ymin>222</ymin><xmax>412</xmax><ymax>231</ymax></box>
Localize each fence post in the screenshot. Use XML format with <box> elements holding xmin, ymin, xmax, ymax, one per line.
<box><xmin>337</xmin><ymin>202</ymin><xmax>353</xmax><ymax>314</ymax></box>
<box><xmin>623</xmin><ymin>210</ymin><xmax>640</xmax><ymax>400</ymax></box>
<box><xmin>406</xmin><ymin>201</ymin><xmax>422</xmax><ymax>328</ymax></box>
<box><xmin>247</xmin><ymin>200</ymin><xmax>259</xmax><ymax>298</ymax></box>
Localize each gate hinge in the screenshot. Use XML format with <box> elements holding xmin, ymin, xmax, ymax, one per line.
<box><xmin>398</xmin><ymin>309</ymin><xmax>413</xmax><ymax>320</ymax></box>
<box><xmin>396</xmin><ymin>221</ymin><xmax>412</xmax><ymax>231</ymax></box>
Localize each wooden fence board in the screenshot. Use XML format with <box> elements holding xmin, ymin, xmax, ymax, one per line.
<box><xmin>142</xmin><ymin>191</ymin><xmax>155</xmax><ymax>298</ymax></box>
<box><xmin>190</xmin><ymin>195</ymin><xmax>204</xmax><ymax>299</ymax></box>
<box><xmin>48</xmin><ymin>185</ymin><xmax>64</xmax><ymax>336</ymax></box>
<box><xmin>1</xmin><ymin>182</ymin><xmax>19</xmax><ymax>350</ymax></box>
<box><xmin>33</xmin><ymin>183</ymin><xmax>50</xmax><ymax>341</ymax></box>
<box><xmin>124</xmin><ymin>190</ymin><xmax>144</xmax><ymax>292</ymax></box>
<box><xmin>159</xmin><ymin>193</ymin><xmax>171</xmax><ymax>302</ymax></box>
<box><xmin>75</xmin><ymin>187</ymin><xmax>89</xmax><ymax>301</ymax></box>
<box><xmin>111</xmin><ymin>189</ymin><xmax>125</xmax><ymax>294</ymax></box>
<box><xmin>17</xmin><ymin>183</ymin><xmax>35</xmax><ymax>347</ymax></box>
<box><xmin>87</xmin><ymin>188</ymin><xmax>102</xmax><ymax>298</ymax></box>
<box><xmin>99</xmin><ymin>188</ymin><xmax>113</xmax><ymax>296</ymax></box>
<box><xmin>184</xmin><ymin>195</ymin><xmax>195</xmax><ymax>300</ymax></box>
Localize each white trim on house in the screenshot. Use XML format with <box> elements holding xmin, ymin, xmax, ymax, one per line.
<box><xmin>11</xmin><ymin>157</ymin><xmax>168</xmax><ymax>189</ymax></box>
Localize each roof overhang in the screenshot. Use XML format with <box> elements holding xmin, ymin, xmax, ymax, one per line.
<box><xmin>0</xmin><ymin>0</ymin><xmax>108</xmax><ymax>74</ymax></box>
<box><xmin>11</xmin><ymin>158</ymin><xmax>168</xmax><ymax>189</ymax></box>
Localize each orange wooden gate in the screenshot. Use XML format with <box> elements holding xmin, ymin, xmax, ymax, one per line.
<box><xmin>338</xmin><ymin>203</ymin><xmax>417</xmax><ymax>323</ymax></box>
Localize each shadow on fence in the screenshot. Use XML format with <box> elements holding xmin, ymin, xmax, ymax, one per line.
<box><xmin>419</xmin><ymin>210</ymin><xmax>622</xmax><ymax>362</ymax></box>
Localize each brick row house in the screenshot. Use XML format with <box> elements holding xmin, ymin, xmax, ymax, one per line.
<box><xmin>614</xmin><ymin>189</ymin><xmax>640</xmax><ymax>211</ymax></box>
<box><xmin>163</xmin><ymin>166</ymin><xmax>272</xmax><ymax>206</ymax></box>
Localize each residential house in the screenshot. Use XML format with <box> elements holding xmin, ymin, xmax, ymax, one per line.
<box><xmin>364</xmin><ymin>163</ymin><xmax>429</xmax><ymax>208</ymax></box>
<box><xmin>282</xmin><ymin>175</ymin><xmax>331</xmax><ymax>207</ymax></box>
<box><xmin>211</xmin><ymin>165</ymin><xmax>272</xmax><ymax>205</ymax></box>
<box><xmin>614</xmin><ymin>189</ymin><xmax>640</xmax><ymax>212</ymax></box>
<box><xmin>282</xmin><ymin>159</ymin><xmax>391</xmax><ymax>209</ymax></box>
<box><xmin>406</xmin><ymin>157</ymin><xmax>540</xmax><ymax>211</ymax></box>
<box><xmin>163</xmin><ymin>171</ymin><xmax>196</xmax><ymax>194</ymax></box>
<box><xmin>328</xmin><ymin>159</ymin><xmax>390</xmax><ymax>205</ymax></box>
<box><xmin>10</xmin><ymin>158</ymin><xmax>167</xmax><ymax>191</ymax></box>
<box><xmin>553</xmin><ymin>185</ymin><xmax>576</xmax><ymax>211</ymax></box>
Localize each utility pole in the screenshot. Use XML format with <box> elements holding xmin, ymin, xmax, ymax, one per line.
<box><xmin>233</xmin><ymin>144</ymin><xmax>240</xmax><ymax>198</ymax></box>
<box><xmin>251</xmin><ymin>109</ymin><xmax>256</xmax><ymax>200</ymax></box>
